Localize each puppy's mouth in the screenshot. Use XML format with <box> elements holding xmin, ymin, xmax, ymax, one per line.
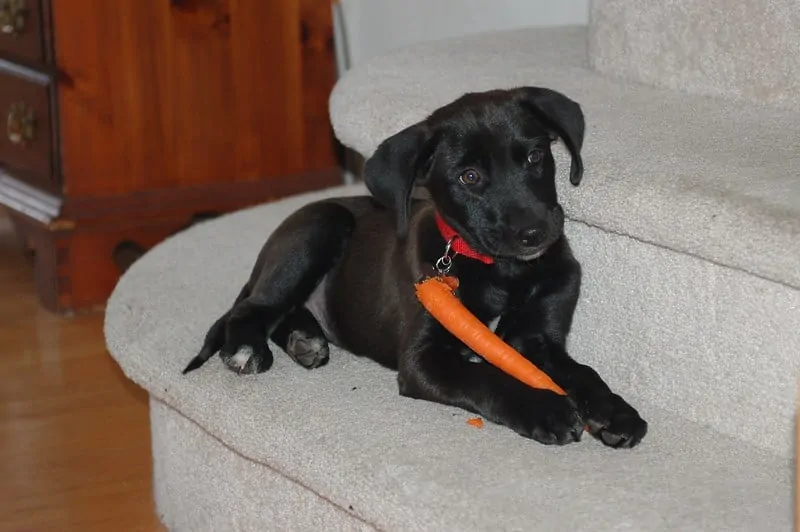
<box><xmin>514</xmin><ymin>245</ymin><xmax>552</xmax><ymax>262</ymax></box>
<box><xmin>481</xmin><ymin>229</ymin><xmax>560</xmax><ymax>262</ymax></box>
<box><xmin>476</xmin><ymin>239</ymin><xmax>556</xmax><ymax>262</ymax></box>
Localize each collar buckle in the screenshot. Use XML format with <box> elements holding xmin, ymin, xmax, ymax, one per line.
<box><xmin>435</xmin><ymin>236</ymin><xmax>457</xmax><ymax>275</ymax></box>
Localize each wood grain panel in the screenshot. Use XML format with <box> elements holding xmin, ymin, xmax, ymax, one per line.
<box><xmin>53</xmin><ymin>0</ymin><xmax>182</xmax><ymax>198</ymax></box>
<box><xmin>163</xmin><ymin>0</ymin><xmax>238</xmax><ymax>188</ymax></box>
<box><xmin>229</xmin><ymin>0</ymin><xmax>305</xmax><ymax>178</ymax></box>
<box><xmin>300</xmin><ymin>0</ymin><xmax>339</xmax><ymax>172</ymax></box>
<box><xmin>51</xmin><ymin>0</ymin><xmax>339</xmax><ymax>199</ymax></box>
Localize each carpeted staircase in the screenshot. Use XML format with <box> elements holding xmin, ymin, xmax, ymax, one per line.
<box><xmin>329</xmin><ymin>1</ymin><xmax>800</xmax><ymax>458</ymax></box>
<box><xmin>104</xmin><ymin>1</ymin><xmax>798</xmax><ymax>530</ymax></box>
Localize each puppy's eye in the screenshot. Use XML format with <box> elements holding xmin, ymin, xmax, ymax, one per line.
<box><xmin>458</xmin><ymin>169</ymin><xmax>482</xmax><ymax>186</ymax></box>
<box><xmin>527</xmin><ymin>149</ymin><xmax>544</xmax><ymax>165</ymax></box>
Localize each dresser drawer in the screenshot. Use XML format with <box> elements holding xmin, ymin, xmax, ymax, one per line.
<box><xmin>0</xmin><ymin>0</ymin><xmax>46</xmax><ymax>64</ymax></box>
<box><xmin>0</xmin><ymin>59</ymin><xmax>55</xmax><ymax>191</ymax></box>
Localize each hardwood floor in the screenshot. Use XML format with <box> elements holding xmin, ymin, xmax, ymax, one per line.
<box><xmin>0</xmin><ymin>209</ymin><xmax>163</xmax><ymax>531</ymax></box>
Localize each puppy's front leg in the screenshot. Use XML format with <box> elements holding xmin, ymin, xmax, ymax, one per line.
<box><xmin>498</xmin><ymin>331</ymin><xmax>647</xmax><ymax>449</ymax></box>
<box><xmin>495</xmin><ymin>265</ymin><xmax>648</xmax><ymax>449</ymax></box>
<box><xmin>397</xmin><ymin>322</ymin><xmax>584</xmax><ymax>445</ymax></box>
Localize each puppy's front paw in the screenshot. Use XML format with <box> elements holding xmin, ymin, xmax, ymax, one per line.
<box><xmin>512</xmin><ymin>392</ymin><xmax>584</xmax><ymax>446</ymax></box>
<box><xmin>583</xmin><ymin>394</ymin><xmax>647</xmax><ymax>449</ymax></box>
<box><xmin>220</xmin><ymin>341</ymin><xmax>273</xmax><ymax>375</ymax></box>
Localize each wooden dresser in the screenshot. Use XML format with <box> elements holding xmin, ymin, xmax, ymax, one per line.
<box><xmin>0</xmin><ymin>0</ymin><xmax>342</xmax><ymax>314</ymax></box>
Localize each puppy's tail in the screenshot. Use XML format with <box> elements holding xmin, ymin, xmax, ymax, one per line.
<box><xmin>182</xmin><ymin>310</ymin><xmax>229</xmax><ymax>374</ymax></box>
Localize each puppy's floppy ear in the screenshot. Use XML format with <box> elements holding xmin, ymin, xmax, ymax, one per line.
<box><xmin>513</xmin><ymin>87</ymin><xmax>586</xmax><ymax>186</ymax></box>
<box><xmin>363</xmin><ymin>121</ymin><xmax>435</xmax><ymax>237</ymax></box>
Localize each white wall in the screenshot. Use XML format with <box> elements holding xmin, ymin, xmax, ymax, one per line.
<box><xmin>333</xmin><ymin>0</ymin><xmax>589</xmax><ymax>73</ymax></box>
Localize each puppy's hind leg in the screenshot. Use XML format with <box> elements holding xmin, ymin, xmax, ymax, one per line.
<box><xmin>220</xmin><ymin>201</ymin><xmax>354</xmax><ymax>375</ymax></box>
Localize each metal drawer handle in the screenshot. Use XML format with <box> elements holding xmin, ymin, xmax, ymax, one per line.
<box><xmin>7</xmin><ymin>101</ymin><xmax>36</xmax><ymax>146</ymax></box>
<box><xmin>0</xmin><ymin>0</ymin><xmax>26</xmax><ymax>36</ymax></box>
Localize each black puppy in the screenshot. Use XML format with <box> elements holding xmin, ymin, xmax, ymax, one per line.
<box><xmin>184</xmin><ymin>87</ymin><xmax>647</xmax><ymax>448</ymax></box>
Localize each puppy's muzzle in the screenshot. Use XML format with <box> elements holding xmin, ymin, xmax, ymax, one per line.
<box><xmin>516</xmin><ymin>208</ymin><xmax>564</xmax><ymax>246</ymax></box>
<box><xmin>512</xmin><ymin>208</ymin><xmax>564</xmax><ymax>260</ymax></box>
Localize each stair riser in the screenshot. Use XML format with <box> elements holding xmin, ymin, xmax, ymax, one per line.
<box><xmin>567</xmin><ymin>220</ymin><xmax>799</xmax><ymax>458</ymax></box>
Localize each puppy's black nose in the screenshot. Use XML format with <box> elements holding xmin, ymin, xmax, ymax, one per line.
<box><xmin>517</xmin><ymin>226</ymin><xmax>542</xmax><ymax>247</ymax></box>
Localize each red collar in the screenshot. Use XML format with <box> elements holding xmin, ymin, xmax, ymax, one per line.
<box><xmin>434</xmin><ymin>213</ymin><xmax>495</xmax><ymax>265</ymax></box>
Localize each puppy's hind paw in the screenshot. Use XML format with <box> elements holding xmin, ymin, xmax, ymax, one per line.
<box><xmin>286</xmin><ymin>329</ymin><xmax>329</xmax><ymax>369</ymax></box>
<box><xmin>221</xmin><ymin>342</ymin><xmax>273</xmax><ymax>375</ymax></box>
<box><xmin>229</xmin><ymin>347</ymin><xmax>254</xmax><ymax>372</ymax></box>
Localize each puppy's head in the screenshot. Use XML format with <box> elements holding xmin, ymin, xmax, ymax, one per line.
<box><xmin>363</xmin><ymin>87</ymin><xmax>584</xmax><ymax>261</ymax></box>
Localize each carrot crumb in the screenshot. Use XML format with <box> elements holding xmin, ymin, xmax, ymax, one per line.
<box><xmin>467</xmin><ymin>417</ymin><xmax>484</xmax><ymax>428</ymax></box>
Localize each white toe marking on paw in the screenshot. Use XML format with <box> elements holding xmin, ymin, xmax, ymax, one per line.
<box><xmin>231</xmin><ymin>347</ymin><xmax>253</xmax><ymax>368</ymax></box>
<box><xmin>308</xmin><ymin>337</ymin><xmax>326</xmax><ymax>352</ymax></box>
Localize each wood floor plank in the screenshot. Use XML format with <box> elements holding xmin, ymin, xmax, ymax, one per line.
<box><xmin>0</xmin><ymin>208</ymin><xmax>163</xmax><ymax>531</ymax></box>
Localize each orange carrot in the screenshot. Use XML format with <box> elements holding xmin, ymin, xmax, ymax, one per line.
<box><xmin>414</xmin><ymin>276</ymin><xmax>567</xmax><ymax>396</ymax></box>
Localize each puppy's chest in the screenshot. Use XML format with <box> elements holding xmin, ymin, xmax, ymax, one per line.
<box><xmin>457</xmin><ymin>281</ymin><xmax>510</xmax><ymax>329</ymax></box>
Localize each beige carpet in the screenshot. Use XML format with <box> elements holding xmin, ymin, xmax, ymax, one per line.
<box><xmin>106</xmin><ymin>182</ymin><xmax>794</xmax><ymax>531</ymax></box>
